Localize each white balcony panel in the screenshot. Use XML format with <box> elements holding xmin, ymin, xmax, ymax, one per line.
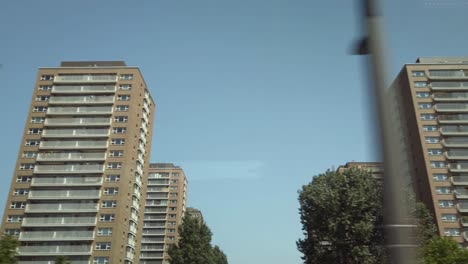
<box><xmin>44</xmin><ymin>117</ymin><xmax>111</xmax><ymax>127</ymax></box>
<box><xmin>18</xmin><ymin>245</ymin><xmax>92</xmax><ymax>256</ymax></box>
<box><xmin>54</xmin><ymin>75</ymin><xmax>117</xmax><ymax>83</ymax></box>
<box><xmin>34</xmin><ymin>164</ymin><xmax>104</xmax><ymax>174</ymax></box>
<box><xmin>25</xmin><ymin>203</ymin><xmax>98</xmax><ymax>213</ymax></box>
<box><xmin>49</xmin><ymin>95</ymin><xmax>115</xmax><ymax>105</ymax></box>
<box><xmin>52</xmin><ymin>85</ymin><xmax>116</xmax><ymax>94</ymax></box>
<box><xmin>47</xmin><ymin>106</ymin><xmax>113</xmax><ymax>116</ymax></box>
<box><xmin>431</xmin><ymin>82</ymin><xmax>468</xmax><ymax>91</ymax></box>
<box><xmin>28</xmin><ymin>189</ymin><xmax>101</xmax><ymax>200</ymax></box>
<box><xmin>443</xmin><ymin>138</ymin><xmax>468</xmax><ymax>148</ymax></box>
<box><xmin>435</xmin><ymin>104</ymin><xmax>468</xmax><ymax>112</ymax></box>
<box><xmin>22</xmin><ymin>216</ymin><xmax>96</xmax><ymax>227</ymax></box>
<box><xmin>440</xmin><ymin>126</ymin><xmax>468</xmax><ymax>135</ymax></box>
<box><xmin>39</xmin><ymin>140</ymin><xmax>108</xmax><ymax>150</ymax></box>
<box><xmin>19</xmin><ymin>230</ymin><xmax>94</xmax><ymax>241</ymax></box>
<box><xmin>452</xmin><ymin>176</ymin><xmax>468</xmax><ymax>185</ymax></box>
<box><xmin>31</xmin><ymin>176</ymin><xmax>102</xmax><ymax>187</ymax></box>
<box><xmin>449</xmin><ymin>163</ymin><xmax>468</xmax><ymax>172</ymax></box>
<box><xmin>36</xmin><ymin>152</ymin><xmax>106</xmax><ymax>162</ymax></box>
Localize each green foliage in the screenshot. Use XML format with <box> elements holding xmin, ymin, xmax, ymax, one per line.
<box><xmin>55</xmin><ymin>256</ymin><xmax>71</xmax><ymax>264</ymax></box>
<box><xmin>0</xmin><ymin>235</ymin><xmax>19</xmax><ymax>264</ymax></box>
<box><xmin>168</xmin><ymin>215</ymin><xmax>228</xmax><ymax>264</ymax></box>
<box><xmin>422</xmin><ymin>237</ymin><xmax>468</xmax><ymax>264</ymax></box>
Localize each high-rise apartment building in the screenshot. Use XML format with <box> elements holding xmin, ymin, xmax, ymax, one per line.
<box><xmin>186</xmin><ymin>207</ymin><xmax>203</xmax><ymax>222</ymax></box>
<box><xmin>1</xmin><ymin>61</ymin><xmax>155</xmax><ymax>264</ymax></box>
<box><xmin>140</xmin><ymin>163</ymin><xmax>187</xmax><ymax>264</ymax></box>
<box><xmin>336</xmin><ymin>161</ymin><xmax>383</xmax><ymax>180</ymax></box>
<box><xmin>391</xmin><ymin>57</ymin><xmax>468</xmax><ymax>245</ymax></box>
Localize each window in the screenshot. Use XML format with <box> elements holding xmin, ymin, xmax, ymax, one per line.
<box><xmin>35</xmin><ymin>95</ymin><xmax>50</xmax><ymax>102</ymax></box>
<box><xmin>423</xmin><ymin>125</ymin><xmax>437</xmax><ymax>132</ymax></box>
<box><xmin>433</xmin><ymin>174</ymin><xmax>448</xmax><ymax>181</ymax></box>
<box><xmin>169</xmin><ymin>229</ymin><xmax>176</xmax><ymax>233</ymax></box>
<box><xmin>170</xmin><ymin>207</ymin><xmax>177</xmax><ymax>211</ymax></box>
<box><xmin>117</xmin><ymin>95</ymin><xmax>131</xmax><ymax>101</ymax></box>
<box><xmin>33</xmin><ymin>106</ymin><xmax>47</xmax><ymax>112</ymax></box>
<box><xmin>169</xmin><ymin>214</ymin><xmax>176</xmax><ymax>218</ymax></box>
<box><xmin>95</xmin><ymin>242</ymin><xmax>111</xmax><ymax>250</ymax></box>
<box><xmin>13</xmin><ymin>189</ymin><xmax>29</xmax><ymax>196</ymax></box>
<box><xmin>16</xmin><ymin>176</ymin><xmax>31</xmax><ymax>183</ymax></box>
<box><xmin>170</xmin><ymin>186</ymin><xmax>178</xmax><ymax>190</ymax></box>
<box><xmin>436</xmin><ymin>187</ymin><xmax>451</xmax><ymax>195</ymax></box>
<box><xmin>10</xmin><ymin>202</ymin><xmax>25</xmax><ymax>209</ymax></box>
<box><xmin>421</xmin><ymin>114</ymin><xmax>436</xmax><ymax>120</ymax></box>
<box><xmin>19</xmin><ymin>163</ymin><xmax>35</xmax><ymax>170</ymax></box>
<box><xmin>172</xmin><ymin>173</ymin><xmax>179</xmax><ymax>177</ymax></box>
<box><xmin>104</xmin><ymin>188</ymin><xmax>119</xmax><ymax>195</ymax></box>
<box><xmin>27</xmin><ymin>128</ymin><xmax>43</xmax><ymax>135</ymax></box>
<box><xmin>105</xmin><ymin>175</ymin><xmax>120</xmax><ymax>182</ymax></box>
<box><xmin>414</xmin><ymin>81</ymin><xmax>428</xmax><ymax>87</ymax></box>
<box><xmin>444</xmin><ymin>228</ymin><xmax>461</xmax><ymax>237</ymax></box>
<box><xmin>22</xmin><ymin>151</ymin><xmax>37</xmax><ymax>158</ymax></box>
<box><xmin>112</xmin><ymin>127</ymin><xmax>126</xmax><ymax>134</ymax></box>
<box><xmin>430</xmin><ymin>161</ymin><xmax>446</xmax><ymax>168</ymax></box>
<box><xmin>97</xmin><ymin>228</ymin><xmax>113</xmax><ymax>236</ymax></box>
<box><xmin>93</xmin><ymin>257</ymin><xmax>110</xmax><ymax>264</ymax></box>
<box><xmin>171</xmin><ymin>179</ymin><xmax>178</xmax><ymax>184</ymax></box>
<box><xmin>428</xmin><ymin>149</ymin><xmax>443</xmax><ymax>156</ymax></box>
<box><xmin>168</xmin><ymin>236</ymin><xmax>175</xmax><ymax>241</ymax></box>
<box><xmin>170</xmin><ymin>193</ymin><xmax>178</xmax><ymax>197</ymax></box>
<box><xmin>114</xmin><ymin>116</ymin><xmax>128</xmax><ymax>123</ymax></box>
<box><xmin>25</xmin><ymin>140</ymin><xmax>40</xmax><ymax>147</ymax></box>
<box><xmin>111</xmin><ymin>139</ymin><xmax>125</xmax><ymax>145</ymax></box>
<box><xmin>6</xmin><ymin>215</ymin><xmax>22</xmax><ymax>223</ymax></box>
<box><xmin>40</xmin><ymin>75</ymin><xmax>54</xmax><ymax>81</ymax></box>
<box><xmin>170</xmin><ymin>200</ymin><xmax>177</xmax><ymax>204</ymax></box>
<box><xmin>425</xmin><ymin>137</ymin><xmax>440</xmax><ymax>144</ymax></box>
<box><xmin>412</xmin><ymin>71</ymin><xmax>425</xmax><ymax>77</ymax></box>
<box><xmin>441</xmin><ymin>214</ymin><xmax>457</xmax><ymax>222</ymax></box>
<box><xmin>99</xmin><ymin>214</ymin><xmax>115</xmax><ymax>222</ymax></box>
<box><xmin>168</xmin><ymin>221</ymin><xmax>176</xmax><ymax>226</ymax></box>
<box><xmin>107</xmin><ymin>162</ymin><xmax>122</xmax><ymax>169</ymax></box>
<box><xmin>120</xmin><ymin>74</ymin><xmax>133</xmax><ymax>80</ymax></box>
<box><xmin>38</xmin><ymin>85</ymin><xmax>52</xmax><ymax>91</ymax></box>
<box><xmin>418</xmin><ymin>103</ymin><xmax>432</xmax><ymax>109</ymax></box>
<box><xmin>31</xmin><ymin>117</ymin><xmax>45</xmax><ymax>123</ymax></box>
<box><xmin>119</xmin><ymin>84</ymin><xmax>132</xmax><ymax>90</ymax></box>
<box><xmin>101</xmin><ymin>200</ymin><xmax>117</xmax><ymax>208</ymax></box>
<box><xmin>116</xmin><ymin>105</ymin><xmax>129</xmax><ymax>111</ymax></box>
<box><xmin>439</xmin><ymin>200</ymin><xmax>454</xmax><ymax>208</ymax></box>
<box><xmin>416</xmin><ymin>92</ymin><xmax>430</xmax><ymax>98</ymax></box>
<box><xmin>109</xmin><ymin>150</ymin><xmax>124</xmax><ymax>157</ymax></box>
<box><xmin>4</xmin><ymin>229</ymin><xmax>20</xmax><ymax>236</ymax></box>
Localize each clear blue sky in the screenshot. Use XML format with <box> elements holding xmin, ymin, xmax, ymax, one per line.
<box><xmin>1</xmin><ymin>0</ymin><xmax>467</xmax><ymax>263</ymax></box>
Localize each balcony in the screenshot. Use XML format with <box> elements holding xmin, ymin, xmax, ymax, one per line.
<box><xmin>31</xmin><ymin>176</ymin><xmax>102</xmax><ymax>187</ymax></box>
<box><xmin>131</xmin><ymin>212</ymin><xmax>139</xmax><ymax>222</ymax></box>
<box><xmin>18</xmin><ymin>245</ymin><xmax>92</xmax><ymax>256</ymax></box>
<box><xmin>452</xmin><ymin>176</ymin><xmax>468</xmax><ymax>186</ymax></box>
<box><xmin>455</xmin><ymin>188</ymin><xmax>468</xmax><ymax>199</ymax></box>
<box><xmin>47</xmin><ymin>106</ymin><xmax>113</xmax><ymax>116</ymax></box>
<box><xmin>18</xmin><ymin>261</ymin><xmax>90</xmax><ymax>264</ymax></box>
<box><xmin>449</xmin><ymin>163</ymin><xmax>468</xmax><ymax>172</ymax></box>
<box><xmin>141</xmin><ymin>244</ymin><xmax>165</xmax><ymax>251</ymax></box>
<box><xmin>141</xmin><ymin>237</ymin><xmax>165</xmax><ymax>243</ymax></box>
<box><xmin>49</xmin><ymin>96</ymin><xmax>115</xmax><ymax>105</ymax></box>
<box><xmin>443</xmin><ymin>138</ymin><xmax>468</xmax><ymax>147</ymax></box>
<box><xmin>428</xmin><ymin>70</ymin><xmax>468</xmax><ymax>80</ymax></box>
<box><xmin>127</xmin><ymin>239</ymin><xmax>136</xmax><ymax>247</ymax></box>
<box><xmin>22</xmin><ymin>216</ymin><xmax>96</xmax><ymax>227</ymax></box>
<box><xmin>39</xmin><ymin>140</ymin><xmax>108</xmax><ymax>150</ymax></box>
<box><xmin>144</xmin><ymin>223</ymin><xmax>166</xmax><ymax>228</ymax></box>
<box><xmin>144</xmin><ymin>208</ymin><xmax>168</xmax><ymax>214</ymax></box>
<box><xmin>28</xmin><ymin>189</ymin><xmax>101</xmax><ymax>200</ymax></box>
<box><xmin>440</xmin><ymin>125</ymin><xmax>468</xmax><ymax>135</ymax></box>
<box><xmin>431</xmin><ymin>82</ymin><xmax>468</xmax><ymax>91</ymax></box>
<box><xmin>34</xmin><ymin>164</ymin><xmax>104</xmax><ymax>174</ymax></box>
<box><xmin>36</xmin><ymin>152</ymin><xmax>106</xmax><ymax>162</ymax></box>
<box><xmin>126</xmin><ymin>251</ymin><xmax>135</xmax><ymax>260</ymax></box>
<box><xmin>25</xmin><ymin>203</ymin><xmax>98</xmax><ymax>213</ymax></box>
<box><xmin>42</xmin><ymin>128</ymin><xmax>110</xmax><ymax>138</ymax></box>
<box><xmin>435</xmin><ymin>104</ymin><xmax>468</xmax><ymax>113</ymax></box>
<box><xmin>19</xmin><ymin>230</ymin><xmax>94</xmax><ymax>241</ymax></box>
<box><xmin>144</xmin><ymin>215</ymin><xmax>167</xmax><ymax>221</ymax></box>
<box><xmin>438</xmin><ymin>114</ymin><xmax>468</xmax><ymax>124</ymax></box>
<box><xmin>129</xmin><ymin>225</ymin><xmax>137</xmax><ymax>234</ymax></box>
<box><xmin>52</xmin><ymin>85</ymin><xmax>116</xmax><ymax>94</ymax></box>
<box><xmin>446</xmin><ymin>150</ymin><xmax>468</xmax><ymax>159</ymax></box>
<box><xmin>433</xmin><ymin>92</ymin><xmax>468</xmax><ymax>101</ymax></box>
<box><xmin>44</xmin><ymin>117</ymin><xmax>111</xmax><ymax>127</ymax></box>
<box><xmin>462</xmin><ymin>216</ymin><xmax>468</xmax><ymax>227</ymax></box>
<box><xmin>54</xmin><ymin>75</ymin><xmax>117</xmax><ymax>83</ymax></box>
<box><xmin>140</xmin><ymin>252</ymin><xmax>164</xmax><ymax>259</ymax></box>
<box><xmin>147</xmin><ymin>187</ymin><xmax>169</xmax><ymax>193</ymax></box>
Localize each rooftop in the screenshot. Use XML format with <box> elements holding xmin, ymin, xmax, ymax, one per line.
<box><xmin>60</xmin><ymin>61</ymin><xmax>127</xmax><ymax>67</ymax></box>
<box><xmin>416</xmin><ymin>57</ymin><xmax>468</xmax><ymax>64</ymax></box>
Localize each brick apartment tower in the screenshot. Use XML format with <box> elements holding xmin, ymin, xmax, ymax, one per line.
<box><xmin>1</xmin><ymin>61</ymin><xmax>155</xmax><ymax>264</ymax></box>
<box><xmin>140</xmin><ymin>163</ymin><xmax>187</xmax><ymax>264</ymax></box>
<box><xmin>391</xmin><ymin>57</ymin><xmax>468</xmax><ymax>246</ymax></box>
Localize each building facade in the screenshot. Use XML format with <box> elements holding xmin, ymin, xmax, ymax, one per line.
<box><xmin>392</xmin><ymin>57</ymin><xmax>468</xmax><ymax>246</ymax></box>
<box><xmin>186</xmin><ymin>207</ymin><xmax>203</xmax><ymax>223</ymax></box>
<box><xmin>1</xmin><ymin>61</ymin><xmax>155</xmax><ymax>264</ymax></box>
<box><xmin>336</xmin><ymin>161</ymin><xmax>383</xmax><ymax>180</ymax></box>
<box><xmin>140</xmin><ymin>163</ymin><xmax>187</xmax><ymax>264</ymax></box>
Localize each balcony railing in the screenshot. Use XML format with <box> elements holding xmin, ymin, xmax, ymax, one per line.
<box><xmin>462</xmin><ymin>216</ymin><xmax>468</xmax><ymax>226</ymax></box>
<box><xmin>28</xmin><ymin>189</ymin><xmax>101</xmax><ymax>199</ymax></box>
<box><xmin>22</xmin><ymin>216</ymin><xmax>96</xmax><ymax>227</ymax></box>
<box><xmin>140</xmin><ymin>252</ymin><xmax>164</xmax><ymax>258</ymax></box>
<box><xmin>25</xmin><ymin>203</ymin><xmax>98</xmax><ymax>213</ymax></box>
<box><xmin>39</xmin><ymin>140</ymin><xmax>108</xmax><ymax>150</ymax></box>
<box><xmin>433</xmin><ymin>92</ymin><xmax>468</xmax><ymax>101</ymax></box>
<box><xmin>34</xmin><ymin>164</ymin><xmax>104</xmax><ymax>174</ymax></box>
<box><xmin>18</xmin><ymin>245</ymin><xmax>92</xmax><ymax>256</ymax></box>
<box><xmin>42</xmin><ymin>128</ymin><xmax>110</xmax><ymax>138</ymax></box>
<box><xmin>144</xmin><ymin>215</ymin><xmax>167</xmax><ymax>221</ymax></box>
<box><xmin>144</xmin><ymin>208</ymin><xmax>168</xmax><ymax>213</ymax></box>
<box><xmin>452</xmin><ymin>176</ymin><xmax>468</xmax><ymax>185</ymax></box>
<box><xmin>446</xmin><ymin>150</ymin><xmax>468</xmax><ymax>159</ymax></box>
<box><xmin>18</xmin><ymin>261</ymin><xmax>90</xmax><ymax>264</ymax></box>
<box><xmin>458</xmin><ymin>203</ymin><xmax>468</xmax><ymax>213</ymax></box>
<box><xmin>44</xmin><ymin>117</ymin><xmax>111</xmax><ymax>127</ymax></box>
<box><xmin>49</xmin><ymin>95</ymin><xmax>115</xmax><ymax>105</ymax></box>
<box><xmin>143</xmin><ymin>223</ymin><xmax>166</xmax><ymax>228</ymax></box>
<box><xmin>19</xmin><ymin>230</ymin><xmax>94</xmax><ymax>241</ymax></box>
<box><xmin>450</xmin><ymin>163</ymin><xmax>468</xmax><ymax>172</ymax></box>
<box><xmin>36</xmin><ymin>152</ymin><xmax>106</xmax><ymax>162</ymax></box>
<box><xmin>54</xmin><ymin>75</ymin><xmax>117</xmax><ymax>83</ymax></box>
<box><xmin>141</xmin><ymin>244</ymin><xmax>165</xmax><ymax>251</ymax></box>
<box><xmin>438</xmin><ymin>114</ymin><xmax>468</xmax><ymax>124</ymax></box>
<box><xmin>443</xmin><ymin>138</ymin><xmax>468</xmax><ymax>147</ymax></box>
<box><xmin>440</xmin><ymin>125</ymin><xmax>468</xmax><ymax>135</ymax></box>
<box><xmin>141</xmin><ymin>238</ymin><xmax>165</xmax><ymax>243</ymax></box>
<box><xmin>429</xmin><ymin>70</ymin><xmax>468</xmax><ymax>79</ymax></box>
<box><xmin>52</xmin><ymin>85</ymin><xmax>116</xmax><ymax>94</ymax></box>
<box><xmin>31</xmin><ymin>176</ymin><xmax>102</xmax><ymax>186</ymax></box>
<box><xmin>47</xmin><ymin>106</ymin><xmax>113</xmax><ymax>115</ymax></box>
<box><xmin>455</xmin><ymin>189</ymin><xmax>468</xmax><ymax>199</ymax></box>
<box><xmin>431</xmin><ymin>82</ymin><xmax>468</xmax><ymax>90</ymax></box>
<box><xmin>435</xmin><ymin>104</ymin><xmax>468</xmax><ymax>112</ymax></box>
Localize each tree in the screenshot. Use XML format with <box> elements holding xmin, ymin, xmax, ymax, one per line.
<box><xmin>55</xmin><ymin>256</ymin><xmax>71</xmax><ymax>264</ymax></box>
<box><xmin>422</xmin><ymin>236</ymin><xmax>468</xmax><ymax>264</ymax></box>
<box><xmin>0</xmin><ymin>235</ymin><xmax>19</xmax><ymax>264</ymax></box>
<box><xmin>297</xmin><ymin>168</ymin><xmax>385</xmax><ymax>264</ymax></box>
<box><xmin>168</xmin><ymin>215</ymin><xmax>228</xmax><ymax>264</ymax></box>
